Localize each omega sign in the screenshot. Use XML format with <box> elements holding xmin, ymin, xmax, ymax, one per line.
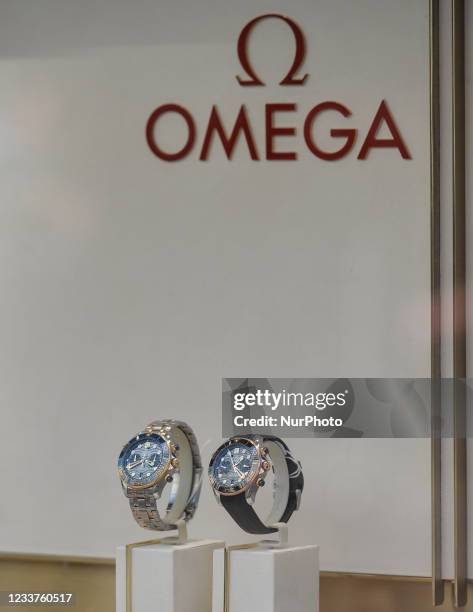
<box><xmin>145</xmin><ymin>13</ymin><xmax>411</xmax><ymax>162</ymax></box>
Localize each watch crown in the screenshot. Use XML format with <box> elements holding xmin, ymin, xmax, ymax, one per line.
<box><xmin>262</xmin><ymin>461</ymin><xmax>270</xmax><ymax>471</ymax></box>
<box><xmin>171</xmin><ymin>458</ymin><xmax>180</xmax><ymax>468</ymax></box>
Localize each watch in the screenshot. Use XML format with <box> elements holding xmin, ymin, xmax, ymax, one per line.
<box><xmin>208</xmin><ymin>434</ymin><xmax>303</xmax><ymax>534</ymax></box>
<box><xmin>118</xmin><ymin>420</ymin><xmax>202</xmax><ymax>531</ymax></box>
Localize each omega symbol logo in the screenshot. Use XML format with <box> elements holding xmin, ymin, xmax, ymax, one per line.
<box><xmin>236</xmin><ymin>14</ymin><xmax>308</xmax><ymax>86</ymax></box>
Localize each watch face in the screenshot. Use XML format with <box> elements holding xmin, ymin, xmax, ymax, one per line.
<box><xmin>209</xmin><ymin>438</ymin><xmax>260</xmax><ymax>495</ymax></box>
<box><xmin>118</xmin><ymin>433</ymin><xmax>170</xmax><ymax>488</ymax></box>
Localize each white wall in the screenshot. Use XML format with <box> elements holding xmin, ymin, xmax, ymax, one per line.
<box><xmin>0</xmin><ymin>0</ymin><xmax>436</xmax><ymax>576</ymax></box>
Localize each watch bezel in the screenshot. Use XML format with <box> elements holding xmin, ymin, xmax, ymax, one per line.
<box><xmin>117</xmin><ymin>432</ymin><xmax>171</xmax><ymax>490</ymax></box>
<box><xmin>208</xmin><ymin>437</ymin><xmax>262</xmax><ymax>496</ymax></box>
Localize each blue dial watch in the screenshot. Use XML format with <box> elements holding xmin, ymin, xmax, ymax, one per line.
<box><xmin>209</xmin><ymin>434</ymin><xmax>303</xmax><ymax>534</ymax></box>
<box><xmin>118</xmin><ymin>420</ymin><xmax>202</xmax><ymax>531</ymax></box>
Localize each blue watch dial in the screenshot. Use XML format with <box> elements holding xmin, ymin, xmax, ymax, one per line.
<box><xmin>119</xmin><ymin>434</ymin><xmax>170</xmax><ymax>487</ymax></box>
<box><xmin>210</xmin><ymin>440</ymin><xmax>259</xmax><ymax>493</ymax></box>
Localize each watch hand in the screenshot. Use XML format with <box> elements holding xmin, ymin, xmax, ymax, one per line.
<box><xmin>234</xmin><ymin>465</ymin><xmax>245</xmax><ymax>478</ymax></box>
<box><xmin>127</xmin><ymin>459</ymin><xmax>144</xmax><ymax>469</ymax></box>
<box><xmin>227</xmin><ymin>452</ymin><xmax>246</xmax><ymax>478</ymax></box>
<box><xmin>226</xmin><ymin>451</ymin><xmax>236</xmax><ymax>469</ymax></box>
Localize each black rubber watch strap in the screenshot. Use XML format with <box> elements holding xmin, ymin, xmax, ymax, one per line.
<box><xmin>264</xmin><ymin>434</ymin><xmax>304</xmax><ymax>525</ymax></box>
<box><xmin>221</xmin><ymin>494</ymin><xmax>278</xmax><ymax>534</ymax></box>
<box><xmin>219</xmin><ymin>435</ymin><xmax>304</xmax><ymax>534</ymax></box>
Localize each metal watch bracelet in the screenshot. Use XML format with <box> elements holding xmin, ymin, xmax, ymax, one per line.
<box><xmin>129</xmin><ymin>419</ymin><xmax>202</xmax><ymax>531</ymax></box>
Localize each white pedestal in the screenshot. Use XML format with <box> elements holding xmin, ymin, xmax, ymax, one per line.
<box><xmin>212</xmin><ymin>545</ymin><xmax>319</xmax><ymax>612</ymax></box>
<box><xmin>116</xmin><ymin>539</ymin><xmax>224</xmax><ymax>612</ymax></box>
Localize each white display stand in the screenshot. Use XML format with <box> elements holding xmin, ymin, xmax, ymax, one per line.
<box><xmin>116</xmin><ymin>538</ymin><xmax>224</xmax><ymax>612</ymax></box>
<box><xmin>212</xmin><ymin>542</ymin><xmax>319</xmax><ymax>612</ymax></box>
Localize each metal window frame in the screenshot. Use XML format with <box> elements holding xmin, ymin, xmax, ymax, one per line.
<box><xmin>452</xmin><ymin>0</ymin><xmax>467</xmax><ymax>607</ymax></box>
